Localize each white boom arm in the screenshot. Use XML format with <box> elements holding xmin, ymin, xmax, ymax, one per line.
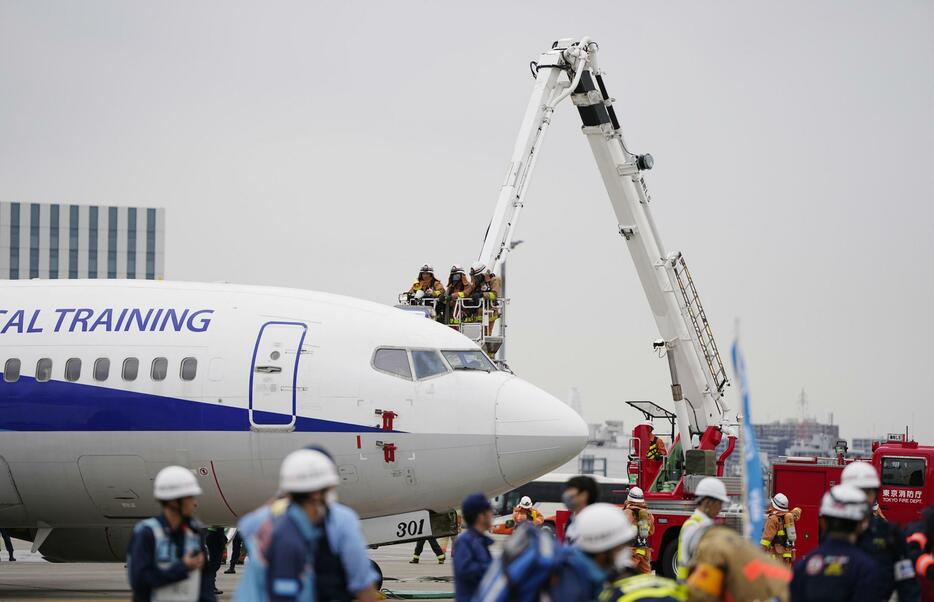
<box><xmin>480</xmin><ymin>38</ymin><xmax>735</xmax><ymax>450</ymax></box>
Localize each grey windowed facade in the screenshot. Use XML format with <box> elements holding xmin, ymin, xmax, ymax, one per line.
<box><xmin>0</xmin><ymin>202</ymin><xmax>165</xmax><ymax>280</ymax></box>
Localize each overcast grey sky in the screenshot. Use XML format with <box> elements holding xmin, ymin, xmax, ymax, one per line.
<box><xmin>3</xmin><ymin>1</ymin><xmax>933</xmax><ymax>442</ymax></box>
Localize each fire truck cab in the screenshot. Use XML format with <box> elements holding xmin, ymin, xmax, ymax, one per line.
<box><xmin>771</xmin><ymin>434</ymin><xmax>932</xmax><ymax>559</ymax></box>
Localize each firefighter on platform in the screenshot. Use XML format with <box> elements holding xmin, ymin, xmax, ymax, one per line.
<box><xmin>790</xmin><ymin>484</ymin><xmax>883</xmax><ymax>602</ymax></box>
<box><xmin>408</xmin><ymin>263</ymin><xmax>444</xmax><ymax>300</ymax></box>
<box><xmin>446</xmin><ymin>264</ymin><xmax>473</xmax><ymax>324</ymax></box>
<box><xmin>759</xmin><ymin>493</ymin><xmax>801</xmax><ymax>565</ymax></box>
<box><xmin>622</xmin><ymin>487</ymin><xmax>654</xmax><ymax>574</ymax></box>
<box><xmin>643</xmin><ymin>423</ymin><xmax>667</xmax><ymax>461</ymax></box>
<box><xmin>685</xmin><ymin>522</ymin><xmax>791</xmax><ymax>602</ymax></box>
<box><xmin>407</xmin><ymin>263</ymin><xmax>445</xmax><ymax>321</ymax></box>
<box><xmin>512</xmin><ymin>496</ymin><xmax>545</xmax><ymax>527</ymax></box>
<box><xmin>841</xmin><ymin>461</ymin><xmax>920</xmax><ymax>601</ymax></box>
<box><xmin>468</xmin><ymin>261</ymin><xmax>502</xmax><ymax>335</ymax></box>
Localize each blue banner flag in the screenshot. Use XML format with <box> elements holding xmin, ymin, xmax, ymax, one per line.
<box><xmin>732</xmin><ymin>336</ymin><xmax>765</xmax><ymax>541</ymax></box>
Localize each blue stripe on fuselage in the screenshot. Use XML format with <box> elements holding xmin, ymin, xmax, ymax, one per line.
<box><xmin>0</xmin><ymin>376</ymin><xmax>388</xmax><ymax>432</ymax></box>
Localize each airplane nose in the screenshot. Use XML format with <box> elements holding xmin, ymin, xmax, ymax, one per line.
<box><xmin>494</xmin><ymin>377</ymin><xmax>589</xmax><ymax>488</ymax></box>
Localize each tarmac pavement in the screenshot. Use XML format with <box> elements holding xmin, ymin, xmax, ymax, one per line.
<box><xmin>0</xmin><ymin>537</ymin><xmax>461</xmax><ymax>600</ymax></box>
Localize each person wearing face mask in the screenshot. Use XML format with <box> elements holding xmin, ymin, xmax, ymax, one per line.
<box><xmin>574</xmin><ymin>504</ymin><xmax>685</xmax><ymax>602</ymax></box>
<box><xmin>127</xmin><ymin>465</ymin><xmax>213</xmax><ymax>602</ymax></box>
<box><xmin>563</xmin><ymin>476</ymin><xmax>600</xmax><ymax>546</ymax></box>
<box><xmin>468</xmin><ymin>262</ymin><xmax>502</xmax><ymax>334</ymax></box>
<box><xmin>267</xmin><ymin>448</ymin><xmax>380</xmax><ymax>602</ymax></box>
<box><xmin>446</xmin><ymin>264</ymin><xmax>473</xmax><ymax>324</ymax></box>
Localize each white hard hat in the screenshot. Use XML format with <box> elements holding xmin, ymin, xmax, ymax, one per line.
<box><xmin>820</xmin><ymin>484</ymin><xmax>868</xmax><ymax>521</ymax></box>
<box><xmin>627</xmin><ymin>487</ymin><xmax>645</xmax><ymax>504</ymax></box>
<box><xmin>841</xmin><ymin>462</ymin><xmax>881</xmax><ymax>490</ymax></box>
<box><xmin>771</xmin><ymin>493</ymin><xmax>789</xmax><ymax>512</ymax></box>
<box><xmin>450</xmin><ymin>264</ymin><xmax>465</xmax><ymax>275</ymax></box>
<box><xmin>638</xmin><ymin>421</ymin><xmax>654</xmax><ymax>431</ymax></box>
<box><xmin>517</xmin><ymin>496</ymin><xmax>533</xmax><ymax>509</ymax></box>
<box><xmin>153</xmin><ymin>466</ymin><xmax>203</xmax><ymax>501</ymax></box>
<box><xmin>695</xmin><ymin>477</ymin><xmax>730</xmax><ymax>503</ymax></box>
<box><xmin>470</xmin><ymin>261</ymin><xmax>488</xmax><ymax>276</ymax></box>
<box><xmin>573</xmin><ymin>503</ymin><xmax>637</xmax><ymax>553</ymax></box>
<box><xmin>279</xmin><ymin>449</ymin><xmax>340</xmax><ymax>493</ymax></box>
<box><xmin>419</xmin><ymin>263</ymin><xmax>434</xmax><ymax>274</ymax></box>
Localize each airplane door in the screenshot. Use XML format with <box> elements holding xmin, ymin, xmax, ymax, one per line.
<box><xmin>250</xmin><ymin>321</ymin><xmax>308</xmax><ymax>431</ymax></box>
<box><xmin>77</xmin><ymin>455</ymin><xmax>159</xmax><ymax>519</ymax></box>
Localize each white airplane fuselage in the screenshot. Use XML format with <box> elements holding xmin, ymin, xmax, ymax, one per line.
<box><xmin>0</xmin><ymin>280</ymin><xmax>586</xmax><ymax>560</ymax></box>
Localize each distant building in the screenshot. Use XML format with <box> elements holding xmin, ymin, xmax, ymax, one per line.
<box><xmin>557</xmin><ymin>420</ymin><xmax>630</xmax><ymax>478</ymax></box>
<box><xmin>850</xmin><ymin>437</ymin><xmax>884</xmax><ymax>458</ymax></box>
<box><xmin>0</xmin><ymin>202</ymin><xmax>164</xmax><ymax>280</ymax></box>
<box><xmin>752</xmin><ymin>417</ymin><xmax>841</xmax><ymax>467</ymax></box>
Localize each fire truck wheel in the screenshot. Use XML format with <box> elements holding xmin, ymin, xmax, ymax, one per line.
<box><xmin>370</xmin><ymin>560</ymin><xmax>383</xmax><ymax>590</ymax></box>
<box><xmin>659</xmin><ymin>537</ymin><xmax>679</xmax><ymax>579</ymax></box>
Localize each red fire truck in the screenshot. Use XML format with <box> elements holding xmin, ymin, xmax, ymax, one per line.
<box><xmin>773</xmin><ymin>434</ymin><xmax>932</xmax><ymax>558</ymax></box>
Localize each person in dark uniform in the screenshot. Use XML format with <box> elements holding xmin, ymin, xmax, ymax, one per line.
<box><xmin>203</xmin><ymin>527</ymin><xmax>227</xmax><ymax>596</ymax></box>
<box><xmin>791</xmin><ymin>484</ymin><xmax>883</xmax><ymax>602</ymax></box>
<box><xmin>126</xmin><ymin>465</ymin><xmax>214</xmax><ymax>602</ymax></box>
<box><xmin>841</xmin><ymin>462</ymin><xmax>920</xmax><ymax>601</ymax></box>
<box><xmin>0</xmin><ymin>528</ymin><xmax>15</xmax><ymax>561</ymax></box>
<box><xmin>224</xmin><ymin>531</ymin><xmax>244</xmax><ymax>574</ymax></box>
<box><xmin>410</xmin><ymin>536</ymin><xmax>445</xmax><ymax>564</ymax></box>
<box><xmin>453</xmin><ymin>493</ymin><xmax>494</xmax><ymax>602</ymax></box>
<box><xmin>906</xmin><ymin>506</ymin><xmax>934</xmax><ymax>587</ymax></box>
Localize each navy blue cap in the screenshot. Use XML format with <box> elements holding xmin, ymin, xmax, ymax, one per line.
<box><xmin>462</xmin><ymin>492</ymin><xmax>492</xmax><ymax>524</ymax></box>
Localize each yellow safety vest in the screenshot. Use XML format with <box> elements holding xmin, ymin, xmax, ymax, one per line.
<box><xmin>676</xmin><ymin>511</ymin><xmax>707</xmax><ymax>582</ymax></box>
<box><xmin>599</xmin><ymin>573</ymin><xmax>686</xmax><ymax>602</ymax></box>
<box><xmin>646</xmin><ymin>437</ymin><xmax>661</xmax><ymax>460</ymax></box>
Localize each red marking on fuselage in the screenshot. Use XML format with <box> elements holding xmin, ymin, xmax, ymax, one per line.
<box><xmin>211</xmin><ymin>460</ymin><xmax>238</xmax><ymax>519</ymax></box>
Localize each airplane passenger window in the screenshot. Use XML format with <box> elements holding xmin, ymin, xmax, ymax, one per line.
<box><xmin>180</xmin><ymin>357</ymin><xmax>197</xmax><ymax>381</ymax></box>
<box><xmin>35</xmin><ymin>358</ymin><xmax>53</xmax><ymax>383</ymax></box>
<box><xmin>3</xmin><ymin>358</ymin><xmax>21</xmax><ymax>383</ymax></box>
<box><xmin>373</xmin><ymin>348</ymin><xmax>412</xmax><ymax>380</ymax></box>
<box><xmin>64</xmin><ymin>358</ymin><xmax>81</xmax><ymax>382</ymax></box>
<box><xmin>151</xmin><ymin>357</ymin><xmax>168</xmax><ymax>381</ymax></box>
<box><xmin>442</xmin><ymin>350</ymin><xmax>496</xmax><ymax>372</ymax></box>
<box><xmin>412</xmin><ymin>350</ymin><xmax>448</xmax><ymax>379</ymax></box>
<box><xmin>93</xmin><ymin>358</ymin><xmax>110</xmax><ymax>381</ymax></box>
<box><xmin>123</xmin><ymin>358</ymin><xmax>139</xmax><ymax>382</ymax></box>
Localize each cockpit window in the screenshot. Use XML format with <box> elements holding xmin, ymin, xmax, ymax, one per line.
<box><xmin>442</xmin><ymin>350</ymin><xmax>496</xmax><ymax>372</ymax></box>
<box><xmin>412</xmin><ymin>350</ymin><xmax>448</xmax><ymax>380</ymax></box>
<box><xmin>373</xmin><ymin>348</ymin><xmax>412</xmax><ymax>380</ymax></box>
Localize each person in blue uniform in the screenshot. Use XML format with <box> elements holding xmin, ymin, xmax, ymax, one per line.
<box><xmin>126</xmin><ymin>465</ymin><xmax>214</xmax><ymax>602</ymax></box>
<box><xmin>453</xmin><ymin>493</ymin><xmax>494</xmax><ymax>602</ymax></box>
<box><xmin>265</xmin><ymin>448</ymin><xmax>380</xmax><ymax>602</ymax></box>
<box><xmin>791</xmin><ymin>484</ymin><xmax>883</xmax><ymax>602</ymax></box>
<box><xmin>841</xmin><ymin>462</ymin><xmax>920</xmax><ymax>601</ymax></box>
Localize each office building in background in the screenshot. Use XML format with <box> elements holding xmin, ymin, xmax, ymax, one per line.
<box><xmin>0</xmin><ymin>202</ymin><xmax>164</xmax><ymax>280</ymax></box>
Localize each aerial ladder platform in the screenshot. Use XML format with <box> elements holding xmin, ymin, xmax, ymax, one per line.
<box><xmin>476</xmin><ymin>37</ymin><xmax>736</xmax><ymax>453</ymax></box>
